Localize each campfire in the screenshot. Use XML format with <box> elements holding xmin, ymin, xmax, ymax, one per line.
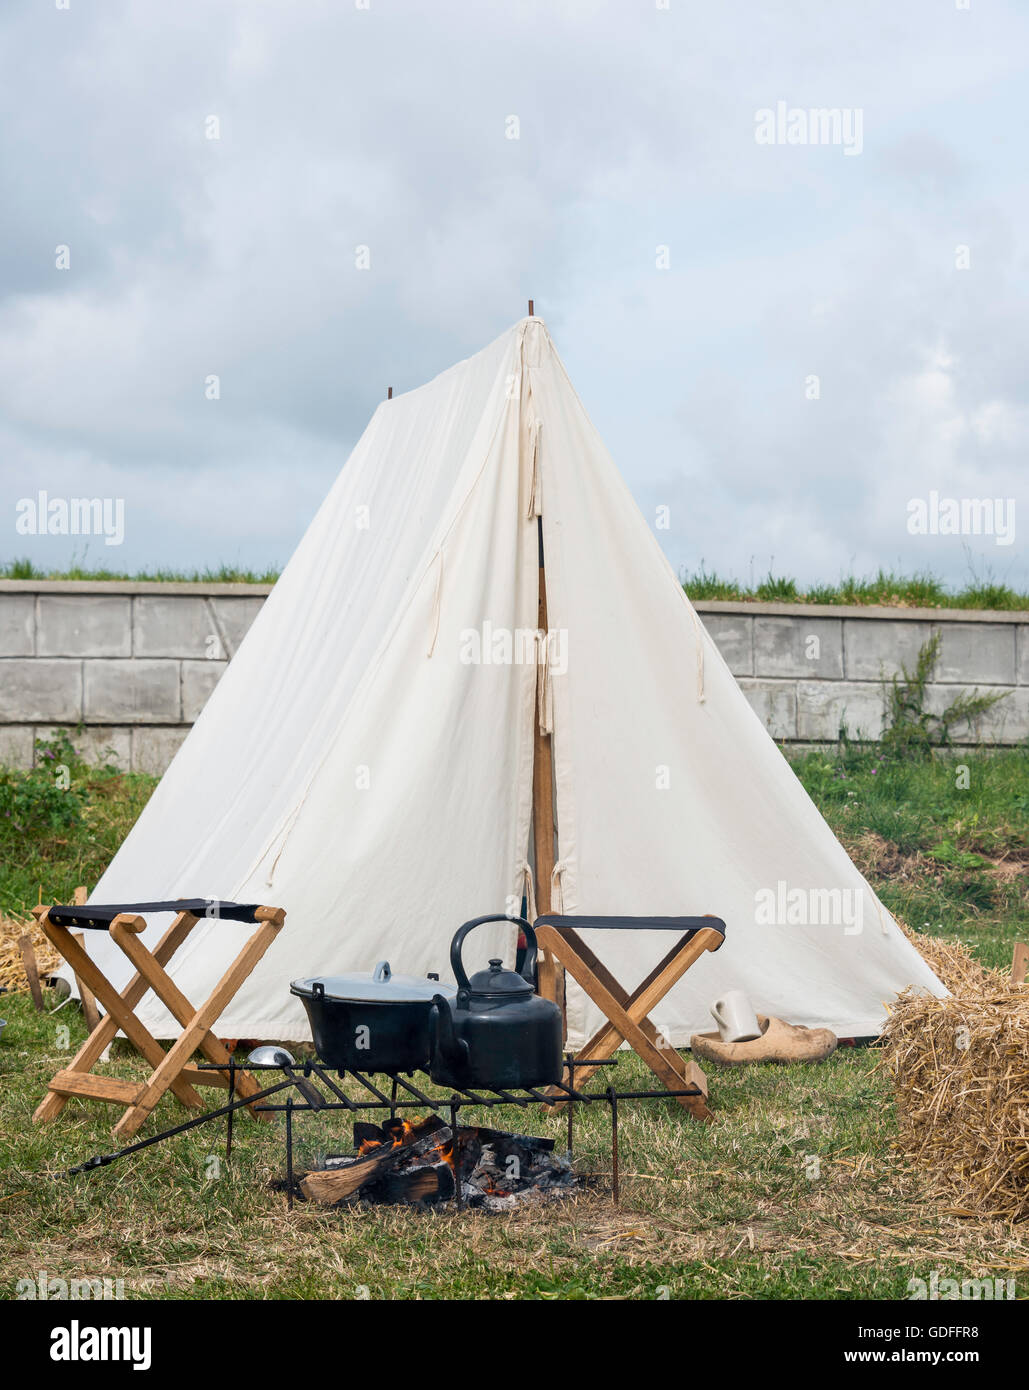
<box><xmin>298</xmin><ymin>1113</ymin><xmax>579</xmax><ymax>1211</ymax></box>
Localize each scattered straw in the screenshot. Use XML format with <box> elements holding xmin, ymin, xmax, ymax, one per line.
<box><xmin>899</xmin><ymin>919</ymin><xmax>1006</xmax><ymax>995</ymax></box>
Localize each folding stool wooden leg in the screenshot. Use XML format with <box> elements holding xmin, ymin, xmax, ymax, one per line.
<box><xmin>71</xmin><ymin>934</ymin><xmax>102</xmax><ymax>1034</ymax></box>
<box><xmin>539</xmin><ymin>925</ymin><xmax>711</xmax><ymax>1119</ymax></box>
<box><xmin>33</xmin><ymin>912</ymin><xmax>205</xmax><ymax>1116</ymax></box>
<box><xmin>71</xmin><ymin>885</ymin><xmax>102</xmax><ymax>1033</ymax></box>
<box><xmin>111</xmin><ymin>909</ymin><xmax>284</xmax><ymax>1139</ymax></box>
<box><xmin>561</xmin><ymin>926</ymin><xmax>721</xmax><ymax>1076</ymax></box>
<box><xmin>33</xmin><ymin>906</ymin><xmax>200</xmax><ymax>1125</ymax></box>
<box><xmin>33</xmin><ymin>901</ymin><xmax>286</xmax><ymax>1138</ymax></box>
<box><xmin>536</xmin><ymin>922</ymin><xmax>723</xmax><ymax>1120</ymax></box>
<box><xmin>108</xmin><ymin>918</ymin><xmax>268</xmax><ymax>1110</ymax></box>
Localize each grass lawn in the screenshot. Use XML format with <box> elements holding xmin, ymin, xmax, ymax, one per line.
<box><xmin>681</xmin><ymin>566</ymin><xmax>1029</xmax><ymax>611</ymax></box>
<box><xmin>4</xmin><ymin>557</ymin><xmax>1028</xmax><ymax>611</ymax></box>
<box><xmin>1</xmin><ymin>743</ymin><xmax>1026</xmax><ymax>1300</ymax></box>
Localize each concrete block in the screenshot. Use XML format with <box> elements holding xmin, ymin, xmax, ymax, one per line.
<box><xmin>132</xmin><ymin>726</ymin><xmax>188</xmax><ymax>776</ymax></box>
<box><xmin>0</xmin><ymin>594</ymin><xmax>34</xmax><ymax>656</ymax></box>
<box><xmin>701</xmin><ymin>614</ymin><xmax>753</xmax><ymax>676</ymax></box>
<box><xmin>0</xmin><ymin>659</ymin><xmax>81</xmax><ymax>722</ymax></box>
<box><xmin>797</xmin><ymin>681</ymin><xmax>884</xmax><ymax>741</ymax></box>
<box><xmin>37</xmin><ymin>595</ymin><xmax>131</xmax><ymax>657</ymax></box>
<box><xmin>35</xmin><ymin>724</ymin><xmax>132</xmax><ymax>770</ymax></box>
<box><xmin>133</xmin><ymin>596</ymin><xmax>216</xmax><ymax>658</ymax></box>
<box><xmin>182</xmin><ymin>659</ymin><xmax>227</xmax><ymax>721</ymax></box>
<box><xmin>210</xmin><ymin>597</ymin><xmax>264</xmax><ymax>656</ymax></box>
<box><xmin>843</xmin><ymin>619</ymin><xmax>932</xmax><ymax>681</ymax></box>
<box><xmin>933</xmin><ymin>622</ymin><xmax>1015</xmax><ymax>686</ymax></box>
<box><xmin>738</xmin><ymin>679</ymin><xmax>797</xmax><ymax>740</ymax></box>
<box><xmin>989</xmin><ymin>686</ymin><xmax>1029</xmax><ymax>742</ymax></box>
<box><xmin>923</xmin><ymin>684</ymin><xmax>1027</xmax><ymax>744</ymax></box>
<box><xmin>1013</xmin><ymin>624</ymin><xmax>1029</xmax><ymax>686</ymax></box>
<box><xmin>0</xmin><ymin>725</ymin><xmax>34</xmax><ymax>768</ymax></box>
<box><xmin>83</xmin><ymin>660</ymin><xmax>180</xmax><ymax>723</ymax></box>
<box><xmin>754</xmin><ymin>616</ymin><xmax>843</xmax><ymax>679</ymax></box>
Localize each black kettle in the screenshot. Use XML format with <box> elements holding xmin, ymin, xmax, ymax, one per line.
<box><xmin>428</xmin><ymin>916</ymin><xmax>563</xmax><ymax>1090</ymax></box>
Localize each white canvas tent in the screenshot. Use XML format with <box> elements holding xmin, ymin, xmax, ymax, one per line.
<box><xmin>79</xmin><ymin>315</ymin><xmax>945</xmax><ymax>1046</ymax></box>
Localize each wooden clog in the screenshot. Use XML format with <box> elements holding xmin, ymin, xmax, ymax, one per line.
<box><xmin>689</xmin><ymin>1014</ymin><xmax>837</xmax><ymax>1066</ymax></box>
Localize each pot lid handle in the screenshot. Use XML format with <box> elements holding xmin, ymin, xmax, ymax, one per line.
<box><xmin>373</xmin><ymin>961</ymin><xmax>392</xmax><ymax>982</ymax></box>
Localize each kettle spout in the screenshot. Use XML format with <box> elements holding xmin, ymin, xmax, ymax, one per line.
<box><xmin>430</xmin><ymin>994</ymin><xmax>469</xmax><ymax>1070</ymax></box>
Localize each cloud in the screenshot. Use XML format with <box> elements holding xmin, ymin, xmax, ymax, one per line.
<box><xmin>1</xmin><ymin>0</ymin><xmax>1027</xmax><ymax>589</ymax></box>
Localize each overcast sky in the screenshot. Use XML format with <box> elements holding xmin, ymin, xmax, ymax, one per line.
<box><xmin>1</xmin><ymin>0</ymin><xmax>1026</xmax><ymax>589</ymax></box>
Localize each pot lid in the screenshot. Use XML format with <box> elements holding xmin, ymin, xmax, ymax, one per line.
<box><xmin>466</xmin><ymin>958</ymin><xmax>533</xmax><ymax>998</ymax></box>
<box><xmin>290</xmin><ymin>960</ymin><xmax>456</xmax><ymax>1004</ymax></box>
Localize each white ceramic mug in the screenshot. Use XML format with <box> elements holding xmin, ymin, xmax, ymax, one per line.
<box><xmin>710</xmin><ymin>990</ymin><xmax>761</xmax><ymax>1043</ymax></box>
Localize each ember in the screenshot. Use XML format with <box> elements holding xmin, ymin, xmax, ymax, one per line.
<box><xmin>299</xmin><ymin>1114</ymin><xmax>579</xmax><ymax>1211</ymax></box>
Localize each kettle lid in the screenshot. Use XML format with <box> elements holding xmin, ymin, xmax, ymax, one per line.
<box><xmin>467</xmin><ymin>957</ymin><xmax>532</xmax><ymax>998</ymax></box>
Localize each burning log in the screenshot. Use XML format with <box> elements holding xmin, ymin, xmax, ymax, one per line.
<box><xmin>353</xmin><ymin>1113</ymin><xmax>447</xmax><ymax>1154</ymax></box>
<box><xmin>352</xmin><ymin>1121</ymin><xmax>386</xmax><ymax>1149</ymax></box>
<box><xmin>297</xmin><ymin>1112</ymin><xmax>579</xmax><ymax>1211</ymax></box>
<box><xmin>300</xmin><ymin>1115</ymin><xmax>453</xmax><ymax>1204</ymax></box>
<box><xmin>379</xmin><ymin>1162</ymin><xmax>455</xmax><ymax>1205</ymax></box>
<box><xmin>301</xmin><ymin>1149</ymin><xmax>400</xmax><ymax>1203</ymax></box>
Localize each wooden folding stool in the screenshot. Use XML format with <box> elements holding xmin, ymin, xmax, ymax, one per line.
<box><xmin>534</xmin><ymin>914</ymin><xmax>726</xmax><ymax>1121</ymax></box>
<box><xmin>32</xmin><ymin>898</ymin><xmax>286</xmax><ymax>1139</ymax></box>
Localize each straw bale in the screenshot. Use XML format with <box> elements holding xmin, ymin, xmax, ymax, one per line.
<box><xmin>883</xmin><ymin>925</ymin><xmax>1029</xmax><ymax>1220</ymax></box>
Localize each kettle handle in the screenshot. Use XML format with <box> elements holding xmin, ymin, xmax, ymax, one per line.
<box><xmin>430</xmin><ymin>994</ymin><xmax>470</xmax><ymax>1070</ymax></box>
<box><xmin>450</xmin><ymin>915</ymin><xmax>538</xmax><ymax>990</ymax></box>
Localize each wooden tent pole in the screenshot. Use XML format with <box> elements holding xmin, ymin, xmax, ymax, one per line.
<box><xmin>533</xmin><ymin>519</ymin><xmax>555</xmax><ymax>916</ymax></box>
<box><xmin>532</xmin><ymin>522</ymin><xmax>565</xmax><ymax>1025</ymax></box>
<box><xmin>524</xmin><ymin>296</ymin><xmax>564</xmax><ymax>1023</ymax></box>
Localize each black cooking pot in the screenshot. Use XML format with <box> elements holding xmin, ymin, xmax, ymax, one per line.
<box><xmin>428</xmin><ymin>916</ymin><xmax>563</xmax><ymax>1090</ymax></box>
<box><xmin>291</xmin><ymin>962</ymin><xmax>456</xmax><ymax>1073</ymax></box>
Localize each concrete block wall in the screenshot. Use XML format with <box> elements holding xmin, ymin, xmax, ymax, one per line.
<box><xmin>0</xmin><ymin>581</ymin><xmax>265</xmax><ymax>773</ymax></box>
<box><xmin>1</xmin><ymin>582</ymin><xmax>1026</xmax><ymax>772</ymax></box>
<box><xmin>702</xmin><ymin>601</ymin><xmax>1028</xmax><ymax>746</ymax></box>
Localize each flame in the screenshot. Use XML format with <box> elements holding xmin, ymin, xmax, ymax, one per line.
<box><xmin>355</xmin><ymin>1119</ymin><xmax>468</xmax><ymax>1185</ymax></box>
<box><xmin>348</xmin><ymin>1119</ymin><xmax>537</xmax><ymax>1200</ymax></box>
<box><xmin>357</xmin><ymin>1117</ymin><xmax>418</xmax><ymax>1156</ymax></box>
